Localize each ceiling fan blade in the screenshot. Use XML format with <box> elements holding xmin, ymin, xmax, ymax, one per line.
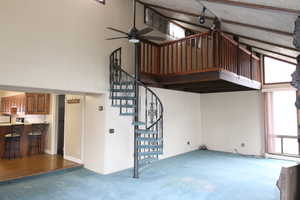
<box><xmin>137</xmin><ymin>27</ymin><xmax>154</xmax><ymax>36</ymax></box>
<box><xmin>107</xmin><ymin>27</ymin><xmax>128</xmax><ymax>35</ymax></box>
<box><xmin>106</xmin><ymin>37</ymin><xmax>128</xmax><ymax>40</ymax></box>
<box><xmin>140</xmin><ymin>36</ymin><xmax>165</xmax><ymax>41</ymax></box>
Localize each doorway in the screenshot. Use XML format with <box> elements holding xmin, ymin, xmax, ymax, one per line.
<box><xmin>57</xmin><ymin>95</ymin><xmax>65</xmax><ymax>156</ymax></box>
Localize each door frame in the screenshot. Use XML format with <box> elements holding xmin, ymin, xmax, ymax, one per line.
<box><xmin>61</xmin><ymin>95</ymin><xmax>85</xmax><ymax>164</ymax></box>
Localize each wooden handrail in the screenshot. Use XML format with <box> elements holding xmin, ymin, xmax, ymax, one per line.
<box><xmin>220</xmin><ymin>32</ymin><xmax>259</xmax><ymax>59</ymax></box>
<box><xmin>220</xmin><ymin>33</ymin><xmax>238</xmax><ymax>46</ymax></box>
<box><xmin>159</xmin><ymin>32</ymin><xmax>210</xmax><ymax>46</ymax></box>
<box><xmin>139</xmin><ymin>31</ymin><xmax>261</xmax><ymax>82</ymax></box>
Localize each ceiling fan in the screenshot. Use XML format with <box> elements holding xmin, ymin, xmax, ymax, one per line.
<box><xmin>106</xmin><ymin>0</ymin><xmax>165</xmax><ymax>43</ymax></box>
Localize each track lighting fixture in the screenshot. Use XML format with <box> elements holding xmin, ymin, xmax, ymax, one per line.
<box><xmin>198</xmin><ymin>7</ymin><xmax>206</xmax><ymax>24</ymax></box>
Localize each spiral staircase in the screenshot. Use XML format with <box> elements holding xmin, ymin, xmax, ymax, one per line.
<box><xmin>109</xmin><ymin>47</ymin><xmax>164</xmax><ymax>178</ymax></box>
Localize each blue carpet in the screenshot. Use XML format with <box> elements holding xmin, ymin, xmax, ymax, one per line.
<box><xmin>0</xmin><ymin>151</ymin><xmax>295</xmax><ymax>200</ymax></box>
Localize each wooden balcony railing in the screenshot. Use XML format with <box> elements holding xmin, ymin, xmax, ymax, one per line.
<box><xmin>139</xmin><ymin>31</ymin><xmax>261</xmax><ymax>82</ymax></box>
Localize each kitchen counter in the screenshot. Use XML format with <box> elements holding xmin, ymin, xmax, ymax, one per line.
<box><xmin>0</xmin><ymin>123</ymin><xmax>49</xmax><ymax>158</ymax></box>
<box><xmin>0</xmin><ymin>122</ymin><xmax>49</xmax><ymax>127</ymax></box>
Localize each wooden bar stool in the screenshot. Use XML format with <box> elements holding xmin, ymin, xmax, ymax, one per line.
<box><xmin>3</xmin><ymin>125</ymin><xmax>24</xmax><ymax>160</ymax></box>
<box><xmin>28</xmin><ymin>124</ymin><xmax>45</xmax><ymax>155</ymax></box>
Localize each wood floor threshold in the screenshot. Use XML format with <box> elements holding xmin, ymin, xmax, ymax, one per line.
<box><xmin>0</xmin><ymin>165</ymin><xmax>83</xmax><ymax>184</ymax></box>
<box><xmin>0</xmin><ymin>154</ymin><xmax>83</xmax><ymax>184</ymax></box>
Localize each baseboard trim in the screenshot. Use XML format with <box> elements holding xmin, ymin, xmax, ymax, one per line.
<box><xmin>44</xmin><ymin>149</ymin><xmax>54</xmax><ymax>155</ymax></box>
<box><xmin>64</xmin><ymin>155</ymin><xmax>83</xmax><ymax>164</ymax></box>
<box><xmin>265</xmin><ymin>153</ymin><xmax>300</xmax><ymax>162</ymax></box>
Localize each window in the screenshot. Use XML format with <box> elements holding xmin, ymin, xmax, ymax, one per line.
<box><xmin>145</xmin><ymin>8</ymin><xmax>186</xmax><ymax>40</ymax></box>
<box><xmin>265</xmin><ymin>90</ymin><xmax>300</xmax><ymax>156</ymax></box>
<box><xmin>264</xmin><ymin>56</ymin><xmax>296</xmax><ymax>84</ymax></box>
<box><xmin>169</xmin><ymin>23</ymin><xmax>185</xmax><ymax>39</ymax></box>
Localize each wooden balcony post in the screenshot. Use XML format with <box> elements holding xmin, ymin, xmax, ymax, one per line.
<box><xmin>212</xmin><ymin>31</ymin><xmax>216</xmax><ymax>67</ymax></box>
<box><xmin>157</xmin><ymin>46</ymin><xmax>161</xmax><ymax>74</ymax></box>
<box><xmin>218</xmin><ymin>32</ymin><xmax>222</xmax><ymax>68</ymax></box>
<box><xmin>233</xmin><ymin>35</ymin><xmax>240</xmax><ymax>75</ymax></box>
<box><xmin>247</xmin><ymin>46</ymin><xmax>253</xmax><ymax>80</ymax></box>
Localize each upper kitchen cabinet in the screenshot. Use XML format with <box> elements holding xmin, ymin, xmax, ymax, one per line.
<box><xmin>1</xmin><ymin>93</ymin><xmax>50</xmax><ymax>115</ymax></box>
<box><xmin>25</xmin><ymin>93</ymin><xmax>50</xmax><ymax>115</ymax></box>
<box><xmin>1</xmin><ymin>94</ymin><xmax>26</xmax><ymax>115</ymax></box>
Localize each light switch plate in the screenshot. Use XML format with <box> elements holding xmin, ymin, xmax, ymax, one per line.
<box><xmin>109</xmin><ymin>129</ymin><xmax>115</xmax><ymax>134</ymax></box>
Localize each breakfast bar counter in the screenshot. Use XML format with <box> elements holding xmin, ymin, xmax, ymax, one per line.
<box><xmin>0</xmin><ymin>123</ymin><xmax>49</xmax><ymax>158</ymax></box>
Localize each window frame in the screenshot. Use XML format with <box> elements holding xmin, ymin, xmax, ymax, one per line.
<box><xmin>144</xmin><ymin>7</ymin><xmax>197</xmax><ymax>40</ymax></box>
<box><xmin>264</xmin><ymin>90</ymin><xmax>300</xmax><ymax>158</ymax></box>
<box><xmin>262</xmin><ymin>55</ymin><xmax>297</xmax><ymax>86</ymax></box>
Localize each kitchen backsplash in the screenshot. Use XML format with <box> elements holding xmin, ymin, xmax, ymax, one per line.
<box><xmin>25</xmin><ymin>115</ymin><xmax>47</xmax><ymax>123</ymax></box>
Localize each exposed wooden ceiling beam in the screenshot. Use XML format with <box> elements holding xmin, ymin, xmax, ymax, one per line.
<box><xmin>202</xmin><ymin>0</ymin><xmax>300</xmax><ymax>15</ymax></box>
<box><xmin>223</xmin><ymin>19</ymin><xmax>293</xmax><ymax>36</ymax></box>
<box><xmin>239</xmin><ymin>42</ymin><xmax>297</xmax><ymax>60</ymax></box>
<box><xmin>264</xmin><ymin>55</ymin><xmax>297</xmax><ymax>65</ymax></box>
<box><xmin>137</xmin><ymin>0</ymin><xmax>201</xmax><ymax>17</ymax></box>
<box><xmin>222</xmin><ymin>31</ymin><xmax>299</xmax><ymax>52</ymax></box>
<box><xmin>165</xmin><ymin>16</ymin><xmax>210</xmax><ymax>30</ymax></box>
<box><xmin>137</xmin><ymin>0</ymin><xmax>293</xmax><ymax>36</ymax></box>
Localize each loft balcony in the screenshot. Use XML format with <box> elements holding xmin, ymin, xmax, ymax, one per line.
<box><xmin>139</xmin><ymin>31</ymin><xmax>262</xmax><ymax>93</ymax></box>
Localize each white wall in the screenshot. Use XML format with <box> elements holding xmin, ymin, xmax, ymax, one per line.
<box><xmin>154</xmin><ymin>88</ymin><xmax>202</xmax><ymax>158</ymax></box>
<box><xmin>84</xmin><ymin>94</ymin><xmax>106</xmax><ymax>173</ymax></box>
<box><xmin>0</xmin><ymin>0</ymin><xmax>136</xmax><ymax>94</ymax></box>
<box><xmin>200</xmin><ymin>91</ymin><xmax>265</xmax><ymax>156</ymax></box>
<box><xmin>101</xmin><ymin>88</ymin><xmax>202</xmax><ymax>174</ymax></box>
<box><xmin>64</xmin><ymin>95</ymin><xmax>84</xmax><ymax>162</ymax></box>
<box><xmin>45</xmin><ymin>94</ymin><xmax>58</xmax><ymax>155</ymax></box>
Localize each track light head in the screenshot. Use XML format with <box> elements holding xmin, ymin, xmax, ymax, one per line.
<box><xmin>198</xmin><ymin>7</ymin><xmax>207</xmax><ymax>24</ymax></box>
<box><xmin>199</xmin><ymin>16</ymin><xmax>205</xmax><ymax>24</ymax></box>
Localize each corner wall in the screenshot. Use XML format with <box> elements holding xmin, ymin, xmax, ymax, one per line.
<box><xmin>200</xmin><ymin>91</ymin><xmax>264</xmax><ymax>156</ymax></box>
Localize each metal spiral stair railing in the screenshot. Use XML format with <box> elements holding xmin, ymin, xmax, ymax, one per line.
<box><xmin>109</xmin><ymin>48</ymin><xmax>164</xmax><ymax>178</ymax></box>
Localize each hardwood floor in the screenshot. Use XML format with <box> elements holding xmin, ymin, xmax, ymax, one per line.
<box><xmin>0</xmin><ymin>154</ymin><xmax>82</xmax><ymax>182</ymax></box>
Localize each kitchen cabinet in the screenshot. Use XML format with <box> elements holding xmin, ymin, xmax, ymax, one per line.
<box><xmin>1</xmin><ymin>93</ymin><xmax>50</xmax><ymax>115</ymax></box>
<box><xmin>25</xmin><ymin>93</ymin><xmax>50</xmax><ymax>115</ymax></box>
<box><xmin>1</xmin><ymin>94</ymin><xmax>25</xmax><ymax>115</ymax></box>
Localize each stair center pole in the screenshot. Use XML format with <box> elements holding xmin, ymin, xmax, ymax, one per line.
<box><xmin>133</xmin><ymin>43</ymin><xmax>139</xmax><ymax>179</ymax></box>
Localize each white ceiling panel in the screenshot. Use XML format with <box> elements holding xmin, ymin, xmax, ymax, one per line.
<box><xmin>141</xmin><ymin>0</ymin><xmax>204</xmax><ymax>15</ymax></box>
<box><xmin>229</xmin><ymin>0</ymin><xmax>300</xmax><ymax>10</ymax></box>
<box><xmin>201</xmin><ymin>1</ymin><xmax>297</xmax><ymax>33</ymax></box>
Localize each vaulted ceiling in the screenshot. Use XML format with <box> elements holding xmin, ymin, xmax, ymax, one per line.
<box><xmin>138</xmin><ymin>0</ymin><xmax>299</xmax><ymax>63</ymax></box>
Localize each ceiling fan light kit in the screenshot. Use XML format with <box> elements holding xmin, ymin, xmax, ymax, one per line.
<box><xmin>106</xmin><ymin>0</ymin><xmax>164</xmax><ymax>43</ymax></box>
<box><xmin>198</xmin><ymin>7</ymin><xmax>207</xmax><ymax>24</ymax></box>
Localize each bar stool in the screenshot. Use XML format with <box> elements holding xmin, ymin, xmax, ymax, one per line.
<box><xmin>3</xmin><ymin>125</ymin><xmax>24</xmax><ymax>160</ymax></box>
<box><xmin>28</xmin><ymin>124</ymin><xmax>45</xmax><ymax>155</ymax></box>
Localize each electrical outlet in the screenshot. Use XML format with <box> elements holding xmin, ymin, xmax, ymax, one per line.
<box><xmin>98</xmin><ymin>106</ymin><xmax>104</xmax><ymax>111</ymax></box>
<box><xmin>109</xmin><ymin>129</ymin><xmax>115</xmax><ymax>134</ymax></box>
